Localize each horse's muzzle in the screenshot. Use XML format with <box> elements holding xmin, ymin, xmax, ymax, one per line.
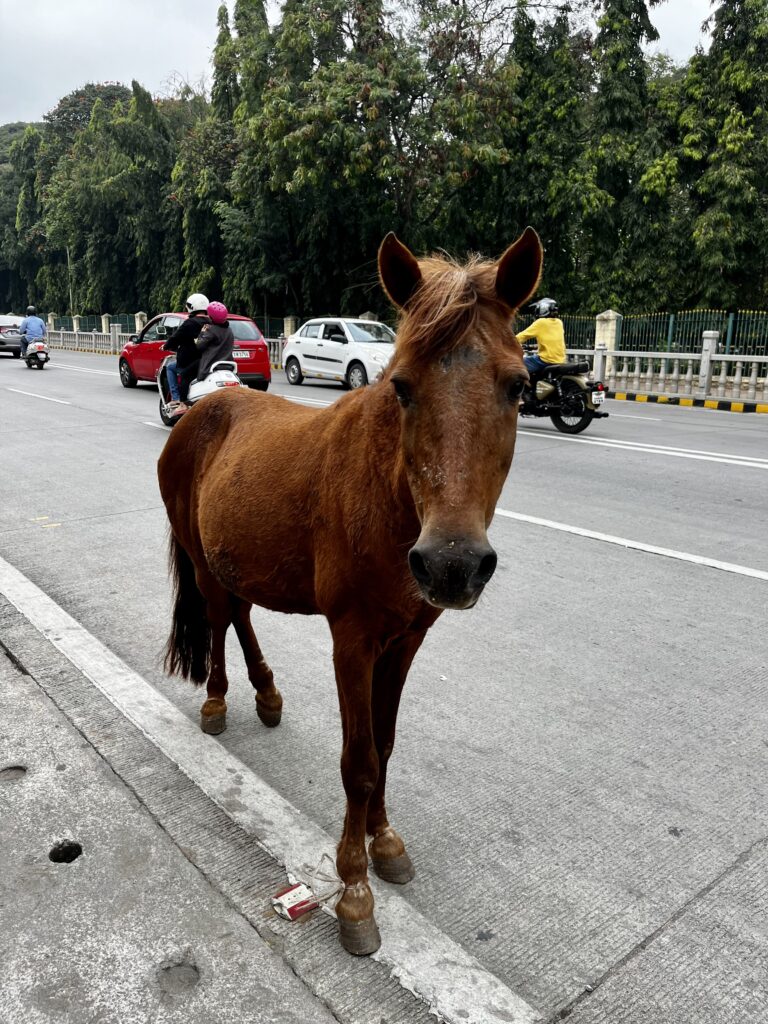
<box><xmin>408</xmin><ymin>538</ymin><xmax>498</xmax><ymax>609</ymax></box>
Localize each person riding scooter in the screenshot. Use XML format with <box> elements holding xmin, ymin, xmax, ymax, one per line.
<box><xmin>163</xmin><ymin>292</ymin><xmax>209</xmax><ymax>415</ymax></box>
<box><xmin>195</xmin><ymin>302</ymin><xmax>235</xmax><ymax>379</ymax></box>
<box><xmin>18</xmin><ymin>305</ymin><xmax>47</xmax><ymax>358</ymax></box>
<box><xmin>166</xmin><ymin>300</ymin><xmax>234</xmax><ymax>418</ymax></box>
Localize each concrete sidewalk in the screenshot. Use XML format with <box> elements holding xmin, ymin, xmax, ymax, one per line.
<box><xmin>0</xmin><ymin>649</ymin><xmax>337</xmax><ymax>1024</ymax></box>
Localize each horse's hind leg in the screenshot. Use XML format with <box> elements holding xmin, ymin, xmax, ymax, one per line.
<box><xmin>198</xmin><ymin>576</ymin><xmax>233</xmax><ymax>735</ymax></box>
<box><xmin>367</xmin><ymin>631</ymin><xmax>425</xmax><ymax>885</ymax></box>
<box><xmin>231</xmin><ymin>598</ymin><xmax>283</xmax><ymax>727</ymax></box>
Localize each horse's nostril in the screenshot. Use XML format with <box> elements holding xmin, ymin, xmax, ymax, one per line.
<box><xmin>476</xmin><ymin>551</ymin><xmax>498</xmax><ymax>584</ymax></box>
<box><xmin>408</xmin><ymin>548</ymin><xmax>431</xmax><ymax>586</ymax></box>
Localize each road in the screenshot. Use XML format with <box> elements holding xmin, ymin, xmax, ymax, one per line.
<box><xmin>1</xmin><ymin>350</ymin><xmax>766</xmax><ymax>1024</ymax></box>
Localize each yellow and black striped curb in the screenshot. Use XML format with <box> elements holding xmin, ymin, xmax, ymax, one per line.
<box><xmin>609</xmin><ymin>391</ymin><xmax>768</xmax><ymax>414</ymax></box>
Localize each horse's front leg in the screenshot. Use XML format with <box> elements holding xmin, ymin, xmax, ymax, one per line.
<box><xmin>331</xmin><ymin>627</ymin><xmax>381</xmax><ymax>955</ymax></box>
<box><xmin>367</xmin><ymin>631</ymin><xmax>426</xmax><ymax>884</ymax></box>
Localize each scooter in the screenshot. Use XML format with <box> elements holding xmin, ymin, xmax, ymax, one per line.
<box><xmin>24</xmin><ymin>338</ymin><xmax>50</xmax><ymax>370</ymax></box>
<box><xmin>519</xmin><ymin>341</ymin><xmax>609</xmax><ymax>434</ymax></box>
<box><xmin>157</xmin><ymin>353</ymin><xmax>246</xmax><ymax>427</ymax></box>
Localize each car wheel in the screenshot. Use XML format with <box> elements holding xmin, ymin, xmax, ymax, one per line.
<box><xmin>119</xmin><ymin>358</ymin><xmax>138</xmax><ymax>388</ymax></box>
<box><xmin>285</xmin><ymin>358</ymin><xmax>303</xmax><ymax>385</ymax></box>
<box><xmin>251</xmin><ymin>381</ymin><xmax>269</xmax><ymax>392</ymax></box>
<box><xmin>347</xmin><ymin>362</ymin><xmax>368</xmax><ymax>390</ymax></box>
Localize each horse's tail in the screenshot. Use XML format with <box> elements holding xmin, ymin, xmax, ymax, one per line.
<box><xmin>163</xmin><ymin>534</ymin><xmax>211</xmax><ymax>685</ymax></box>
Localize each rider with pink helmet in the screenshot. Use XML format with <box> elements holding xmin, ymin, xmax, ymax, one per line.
<box><xmin>194</xmin><ymin>302</ymin><xmax>235</xmax><ymax>381</ymax></box>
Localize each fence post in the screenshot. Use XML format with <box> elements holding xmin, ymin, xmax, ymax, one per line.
<box><xmin>283</xmin><ymin>315</ymin><xmax>298</xmax><ymax>337</ymax></box>
<box><xmin>110</xmin><ymin>323</ymin><xmax>122</xmax><ymax>355</ymax></box>
<box><xmin>101</xmin><ymin>313</ymin><xmax>111</xmax><ymax>334</ymax></box>
<box><xmin>47</xmin><ymin>312</ymin><xmax>56</xmax><ymax>332</ymax></box>
<box><xmin>593</xmin><ymin>344</ymin><xmax>607</xmax><ymax>382</ymax></box>
<box><xmin>135</xmin><ymin>311</ymin><xmax>147</xmax><ymax>333</ymax></box>
<box><xmin>666</xmin><ymin>313</ymin><xmax>675</xmax><ymax>351</ymax></box>
<box><xmin>697</xmin><ymin>330</ymin><xmax>719</xmax><ymax>398</ymax></box>
<box><xmin>595</xmin><ymin>310</ymin><xmax>621</xmax><ymax>375</ymax></box>
<box><xmin>72</xmin><ymin>314</ymin><xmax>81</xmax><ymax>333</ymax></box>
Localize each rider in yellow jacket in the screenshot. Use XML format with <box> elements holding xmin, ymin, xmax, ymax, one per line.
<box><xmin>516</xmin><ymin>298</ymin><xmax>565</xmax><ymax>374</ymax></box>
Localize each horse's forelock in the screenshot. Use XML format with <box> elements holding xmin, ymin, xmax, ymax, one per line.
<box><xmin>394</xmin><ymin>255</ymin><xmax>506</xmax><ymax>362</ymax></box>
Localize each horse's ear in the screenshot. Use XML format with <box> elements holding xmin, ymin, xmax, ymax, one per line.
<box><xmin>378</xmin><ymin>232</ymin><xmax>422</xmax><ymax>309</ymax></box>
<box><xmin>495</xmin><ymin>227</ymin><xmax>543</xmax><ymax>312</ymax></box>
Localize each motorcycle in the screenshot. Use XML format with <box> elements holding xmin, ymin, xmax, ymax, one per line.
<box><xmin>519</xmin><ymin>342</ymin><xmax>608</xmax><ymax>434</ymax></box>
<box><xmin>24</xmin><ymin>338</ymin><xmax>50</xmax><ymax>370</ymax></box>
<box><xmin>157</xmin><ymin>352</ymin><xmax>246</xmax><ymax>427</ymax></box>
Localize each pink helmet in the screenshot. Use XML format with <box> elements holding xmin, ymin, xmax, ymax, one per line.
<box><xmin>207</xmin><ymin>301</ymin><xmax>229</xmax><ymax>325</ymax></box>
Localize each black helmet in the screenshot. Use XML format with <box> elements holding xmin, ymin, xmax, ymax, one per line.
<box><xmin>26</xmin><ymin>305</ymin><xmax>36</xmax><ymax>315</ymax></box>
<box><xmin>533</xmin><ymin>298</ymin><xmax>558</xmax><ymax>317</ymax></box>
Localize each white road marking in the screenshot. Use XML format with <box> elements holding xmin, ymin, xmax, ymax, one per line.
<box><xmin>517</xmin><ymin>430</ymin><xmax>768</xmax><ymax>469</ymax></box>
<box><xmin>609</xmin><ymin>413</ymin><xmax>662</xmax><ymax>422</ymax></box>
<box><xmin>495</xmin><ymin>509</ymin><xmax>768</xmax><ymax>582</ymax></box>
<box><xmin>5</xmin><ymin>388</ymin><xmax>70</xmax><ymax>405</ymax></box>
<box><xmin>279</xmin><ymin>393</ymin><xmax>337</xmax><ymax>407</ymax></box>
<box><xmin>142</xmin><ymin>421</ymin><xmax>170</xmax><ymax>430</ymax></box>
<box><xmin>0</xmin><ymin>555</ymin><xmax>539</xmax><ymax>1024</ymax></box>
<box><xmin>53</xmin><ymin>362</ymin><xmax>115</xmax><ymax>376</ymax></box>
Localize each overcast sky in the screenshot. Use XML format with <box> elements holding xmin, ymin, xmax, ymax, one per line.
<box><xmin>0</xmin><ymin>0</ymin><xmax>714</xmax><ymax>125</ymax></box>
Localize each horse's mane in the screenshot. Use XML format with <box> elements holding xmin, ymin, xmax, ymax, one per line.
<box><xmin>395</xmin><ymin>253</ymin><xmax>512</xmax><ymax>362</ymax></box>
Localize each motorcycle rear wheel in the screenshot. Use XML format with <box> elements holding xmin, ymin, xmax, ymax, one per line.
<box><xmin>549</xmin><ymin>380</ymin><xmax>594</xmax><ymax>434</ymax></box>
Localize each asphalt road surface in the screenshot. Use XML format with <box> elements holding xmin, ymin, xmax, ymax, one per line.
<box><xmin>1</xmin><ymin>350</ymin><xmax>766</xmax><ymax>1024</ymax></box>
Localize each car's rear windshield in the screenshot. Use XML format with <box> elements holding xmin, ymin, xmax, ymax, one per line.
<box><xmin>347</xmin><ymin>322</ymin><xmax>395</xmax><ymax>343</ymax></box>
<box><xmin>231</xmin><ymin>320</ymin><xmax>263</xmax><ymax>342</ymax></box>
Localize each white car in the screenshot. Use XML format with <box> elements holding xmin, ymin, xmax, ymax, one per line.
<box><xmin>282</xmin><ymin>317</ymin><xmax>396</xmax><ymax>389</ymax></box>
<box><xmin>0</xmin><ymin>314</ymin><xmax>23</xmax><ymax>358</ymax></box>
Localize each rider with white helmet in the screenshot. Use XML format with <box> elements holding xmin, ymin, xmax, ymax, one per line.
<box><xmin>164</xmin><ymin>292</ymin><xmax>210</xmax><ymax>413</ymax></box>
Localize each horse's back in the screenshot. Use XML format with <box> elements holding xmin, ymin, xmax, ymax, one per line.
<box><xmin>158</xmin><ymin>388</ymin><xmax>327</xmax><ymax>612</ymax></box>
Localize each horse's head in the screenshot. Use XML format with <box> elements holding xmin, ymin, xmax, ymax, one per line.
<box><xmin>379</xmin><ymin>228</ymin><xmax>543</xmax><ymax>610</ymax></box>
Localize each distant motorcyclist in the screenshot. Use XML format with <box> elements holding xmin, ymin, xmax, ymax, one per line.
<box><xmin>163</xmin><ymin>292</ymin><xmax>209</xmax><ymax>411</ymax></box>
<box><xmin>18</xmin><ymin>305</ymin><xmax>46</xmax><ymax>358</ymax></box>
<box><xmin>516</xmin><ymin>298</ymin><xmax>566</xmax><ymax>374</ymax></box>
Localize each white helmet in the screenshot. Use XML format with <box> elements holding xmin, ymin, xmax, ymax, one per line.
<box><xmin>185</xmin><ymin>292</ymin><xmax>209</xmax><ymax>314</ymax></box>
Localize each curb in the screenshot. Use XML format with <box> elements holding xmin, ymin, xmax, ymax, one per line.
<box><xmin>609</xmin><ymin>391</ymin><xmax>768</xmax><ymax>415</ymax></box>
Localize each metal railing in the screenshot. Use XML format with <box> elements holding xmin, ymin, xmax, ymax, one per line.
<box><xmin>41</xmin><ymin>332</ymin><xmax>768</xmax><ymax>403</ymax></box>
<box><xmin>47</xmin><ymin>330</ymin><xmax>131</xmax><ymax>354</ymax></box>
<box><xmin>570</xmin><ymin>346</ymin><xmax>768</xmax><ymax>402</ymax></box>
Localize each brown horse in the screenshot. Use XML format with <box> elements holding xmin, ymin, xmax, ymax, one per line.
<box><xmin>157</xmin><ymin>228</ymin><xmax>543</xmax><ymax>955</ymax></box>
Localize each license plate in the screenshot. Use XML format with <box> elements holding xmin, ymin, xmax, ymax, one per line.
<box><xmin>592</xmin><ymin>390</ymin><xmax>605</xmax><ymax>404</ymax></box>
<box><xmin>232</xmin><ymin>350</ymin><xmax>249</xmax><ymax>359</ymax></box>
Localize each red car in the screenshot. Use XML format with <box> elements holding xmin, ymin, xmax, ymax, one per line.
<box><xmin>118</xmin><ymin>311</ymin><xmax>271</xmax><ymax>391</ymax></box>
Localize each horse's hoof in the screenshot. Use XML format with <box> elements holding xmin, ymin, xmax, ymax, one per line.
<box><xmin>371</xmin><ymin>852</ymin><xmax>415</xmax><ymax>885</ymax></box>
<box><xmin>201</xmin><ymin>711</ymin><xmax>226</xmax><ymax>735</ymax></box>
<box><xmin>256</xmin><ymin>694</ymin><xmax>282</xmax><ymax>728</ymax></box>
<box><xmin>201</xmin><ymin>698</ymin><xmax>227</xmax><ymax>735</ymax></box>
<box><xmin>337</xmin><ymin>916</ymin><xmax>381</xmax><ymax>956</ymax></box>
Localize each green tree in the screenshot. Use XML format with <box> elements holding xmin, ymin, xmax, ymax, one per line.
<box><xmin>212</xmin><ymin>5</ymin><xmax>241</xmax><ymax>120</ymax></box>
<box><xmin>583</xmin><ymin>0</ymin><xmax>663</xmax><ymax>308</ymax></box>
<box><xmin>679</xmin><ymin>0</ymin><xmax>768</xmax><ymax>306</ymax></box>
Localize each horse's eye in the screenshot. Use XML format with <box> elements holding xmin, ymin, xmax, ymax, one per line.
<box><xmin>506</xmin><ymin>377</ymin><xmax>527</xmax><ymax>403</ymax></box>
<box><xmin>392</xmin><ymin>379</ymin><xmax>412</xmax><ymax>407</ymax></box>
